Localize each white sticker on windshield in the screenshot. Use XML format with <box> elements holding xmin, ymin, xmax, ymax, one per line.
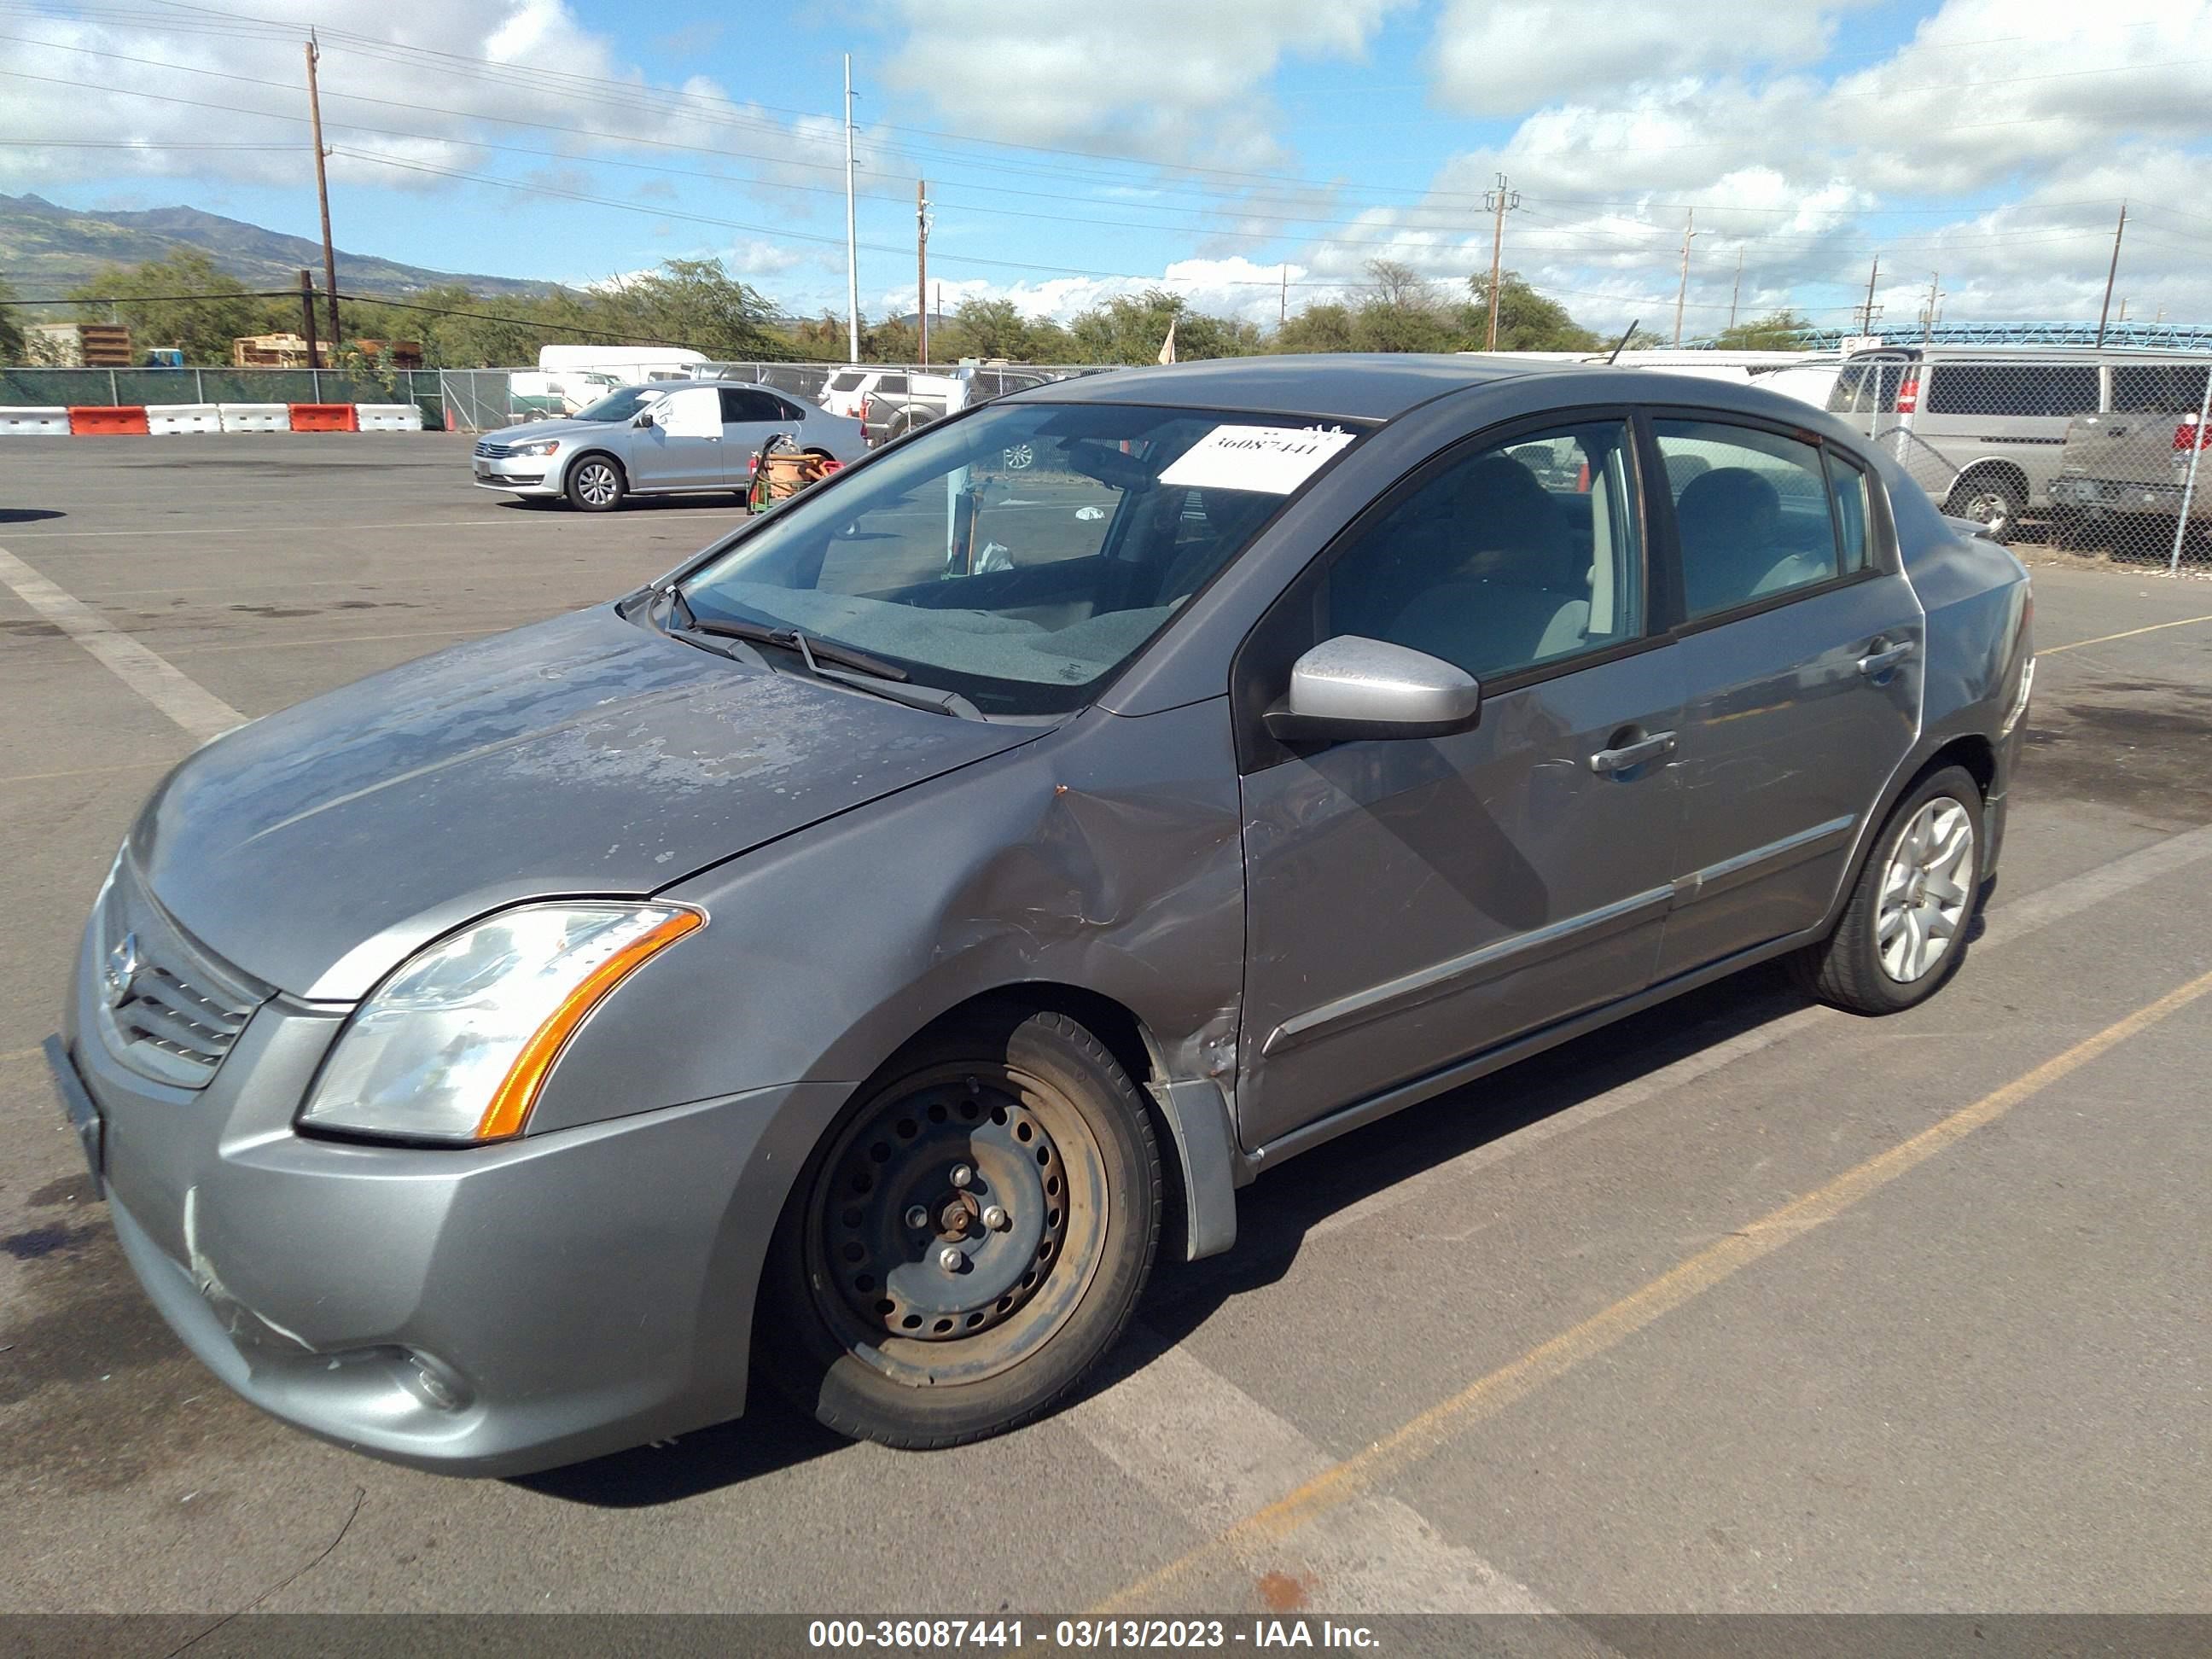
<box><xmin>1157</xmin><ymin>424</ymin><xmax>1354</xmax><ymax>494</ymax></box>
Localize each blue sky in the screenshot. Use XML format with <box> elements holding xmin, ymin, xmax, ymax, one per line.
<box><xmin>5</xmin><ymin>0</ymin><xmax>2209</xmax><ymax>336</ymax></box>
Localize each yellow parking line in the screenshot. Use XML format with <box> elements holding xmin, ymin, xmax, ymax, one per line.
<box><xmin>0</xmin><ymin>1045</ymin><xmax>44</xmax><ymax>1065</ymax></box>
<box><xmin>2040</xmin><ymin>611</ymin><xmax>2212</xmax><ymax>655</ymax></box>
<box><xmin>1095</xmin><ymin>963</ymin><xmax>2212</xmax><ymax>1613</ymax></box>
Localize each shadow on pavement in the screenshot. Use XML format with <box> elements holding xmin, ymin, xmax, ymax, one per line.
<box><xmin>509</xmin><ymin>1388</ymin><xmax>845</xmax><ymax>1507</ymax></box>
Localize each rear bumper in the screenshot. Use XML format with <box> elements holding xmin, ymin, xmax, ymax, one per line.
<box><xmin>59</xmin><ymin>909</ymin><xmax>841</xmax><ymax>1477</ymax></box>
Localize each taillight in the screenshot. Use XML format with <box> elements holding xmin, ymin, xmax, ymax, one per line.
<box><xmin>1895</xmin><ymin>374</ymin><xmax>1920</xmax><ymax>415</ymax></box>
<box><xmin>2174</xmin><ymin>416</ymin><xmax>2209</xmax><ymax>451</ymax></box>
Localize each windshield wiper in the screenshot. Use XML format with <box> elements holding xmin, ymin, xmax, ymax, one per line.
<box><xmin>664</xmin><ymin>596</ymin><xmax>983</xmax><ymax>720</ymax></box>
<box><xmin>684</xmin><ymin>615</ymin><xmax>911</xmax><ymax>683</ymax></box>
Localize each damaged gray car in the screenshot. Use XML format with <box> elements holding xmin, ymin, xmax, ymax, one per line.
<box><xmin>49</xmin><ymin>356</ymin><xmax>2034</xmax><ymax>1475</ymax></box>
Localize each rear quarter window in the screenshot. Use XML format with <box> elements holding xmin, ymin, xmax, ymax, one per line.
<box><xmin>2110</xmin><ymin>364</ymin><xmax>2211</xmax><ymax>413</ymax></box>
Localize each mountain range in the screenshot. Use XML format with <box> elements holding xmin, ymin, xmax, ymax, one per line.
<box><xmin>0</xmin><ymin>192</ymin><xmax>553</xmax><ymax>300</ymax></box>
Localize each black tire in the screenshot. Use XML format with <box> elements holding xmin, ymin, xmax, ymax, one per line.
<box><xmin>760</xmin><ymin>1006</ymin><xmax>1161</xmax><ymax>1448</ymax></box>
<box><xmin>1790</xmin><ymin>764</ymin><xmax>1984</xmax><ymax>1015</ymax></box>
<box><xmin>1944</xmin><ymin>471</ymin><xmax>2025</xmax><ymax>544</ymax></box>
<box><xmin>565</xmin><ymin>453</ymin><xmax>626</xmax><ymax>512</ymax></box>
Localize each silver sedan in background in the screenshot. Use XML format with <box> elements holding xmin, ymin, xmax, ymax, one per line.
<box><xmin>471</xmin><ymin>380</ymin><xmax>870</xmax><ymax>510</ymax></box>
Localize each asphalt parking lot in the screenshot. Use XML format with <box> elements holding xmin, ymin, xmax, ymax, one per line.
<box><xmin>2</xmin><ymin>434</ymin><xmax>2209</xmax><ymax>1633</ymax></box>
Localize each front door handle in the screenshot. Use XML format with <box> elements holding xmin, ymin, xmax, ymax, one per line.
<box><xmin>1858</xmin><ymin>637</ymin><xmax>1916</xmax><ymax>677</ymax></box>
<box><xmin>1588</xmin><ymin>731</ymin><xmax>1677</xmax><ymax>776</ymax></box>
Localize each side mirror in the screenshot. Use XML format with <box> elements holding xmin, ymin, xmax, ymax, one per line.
<box><xmin>1264</xmin><ymin>635</ymin><xmax>1481</xmax><ymax>744</ymax></box>
<box><xmin>633</xmin><ymin>411</ymin><xmax>656</xmax><ymax>428</ymax></box>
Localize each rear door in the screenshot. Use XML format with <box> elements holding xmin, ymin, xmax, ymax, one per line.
<box><xmin>1646</xmin><ymin>413</ymin><xmax>1923</xmax><ymax>980</ymax></box>
<box><xmin>633</xmin><ymin>386</ymin><xmax>727</xmax><ymax>492</ymax></box>
<box><xmin>721</xmin><ymin>386</ymin><xmax>801</xmax><ymax>474</ymax></box>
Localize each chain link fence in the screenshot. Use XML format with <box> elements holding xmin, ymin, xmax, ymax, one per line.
<box><xmin>1821</xmin><ymin>350</ymin><xmax>2211</xmax><ymax>573</ymax></box>
<box><xmin>0</xmin><ymin>365</ymin><xmax>446</xmax><ymax>422</ymax></box>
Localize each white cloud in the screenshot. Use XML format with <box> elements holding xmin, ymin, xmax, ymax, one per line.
<box><xmin>882</xmin><ymin>0</ymin><xmax>1407</xmax><ymax>168</ymax></box>
<box><xmin>881</xmin><ymin>256</ymin><xmax>1319</xmax><ymax>329</ymax></box>
<box><xmin>1429</xmin><ymin>0</ymin><xmax>1860</xmax><ymax>117</ymax></box>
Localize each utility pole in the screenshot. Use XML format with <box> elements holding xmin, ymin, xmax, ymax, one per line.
<box><xmin>297</xmin><ymin>268</ymin><xmax>319</xmax><ymax>369</ymax></box>
<box><xmin>1728</xmin><ymin>246</ymin><xmax>1743</xmax><ymax>332</ymax></box>
<box><xmin>1483</xmin><ymin>172</ymin><xmax>1521</xmax><ymax>349</ymax></box>
<box><xmin>1671</xmin><ymin>209</ymin><xmax>1695</xmax><ymax>347</ymax></box>
<box><xmin>843</xmin><ymin>54</ymin><xmax>860</xmax><ymax>364</ymax></box>
<box><xmin>1919</xmin><ymin>271</ymin><xmax>1942</xmax><ymax>344</ymax></box>
<box><xmin>2095</xmin><ymin>200</ymin><xmax>2127</xmax><ymax>347</ymax></box>
<box><xmin>916</xmin><ymin>178</ymin><xmax>929</xmax><ymax>365</ymax></box>
<box><xmin>304</xmin><ymin>32</ymin><xmax>340</xmax><ymax>349</ymax></box>
<box><xmin>1854</xmin><ymin>255</ymin><xmax>1882</xmax><ymax>337</ymax></box>
<box><xmin>1279</xmin><ymin>264</ymin><xmax>1288</xmax><ymax>329</ymax></box>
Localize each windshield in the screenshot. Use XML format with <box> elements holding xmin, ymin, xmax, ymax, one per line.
<box><xmin>676</xmin><ymin>401</ymin><xmax>1359</xmax><ymax>715</ymax></box>
<box><xmin>574</xmin><ymin>387</ymin><xmax>662</xmax><ymax>422</ymax></box>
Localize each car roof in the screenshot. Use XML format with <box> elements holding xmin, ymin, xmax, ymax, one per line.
<box><xmin>1009</xmin><ymin>352</ymin><xmax>1859</xmax><ymax>435</ymax></box>
<box><xmin>1015</xmin><ymin>353</ymin><xmax>1556</xmax><ymax>422</ymax></box>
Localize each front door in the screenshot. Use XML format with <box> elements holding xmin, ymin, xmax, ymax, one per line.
<box><xmin>1236</xmin><ymin>415</ymin><xmax>1684</xmax><ymax>1152</ymax></box>
<box><xmin>1645</xmin><ymin>416</ymin><xmax>1924</xmax><ymax>979</ymax></box>
<box><xmin>633</xmin><ymin>386</ymin><xmax>727</xmax><ymax>492</ymax></box>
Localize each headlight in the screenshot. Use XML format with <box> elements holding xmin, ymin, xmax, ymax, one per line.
<box><xmin>511</xmin><ymin>439</ymin><xmax>561</xmax><ymax>457</ymax></box>
<box><xmin>299</xmin><ymin>902</ymin><xmax>702</xmax><ymax>1144</ymax></box>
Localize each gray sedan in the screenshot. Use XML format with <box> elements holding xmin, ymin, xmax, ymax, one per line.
<box><xmin>50</xmin><ymin>356</ymin><xmax>2032</xmax><ymax>1475</ymax></box>
<box><xmin>471</xmin><ymin>379</ymin><xmax>869</xmax><ymax>509</ymax></box>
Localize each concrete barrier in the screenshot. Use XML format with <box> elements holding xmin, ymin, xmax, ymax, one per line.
<box><xmin>288</xmin><ymin>403</ymin><xmax>359</xmax><ymax>433</ymax></box>
<box><xmin>146</xmin><ymin>403</ymin><xmax>223</xmax><ymax>435</ymax></box>
<box><xmin>355</xmin><ymin>403</ymin><xmax>425</xmax><ymax>433</ymax></box>
<box><xmin>219</xmin><ymin>403</ymin><xmax>291</xmax><ymax>433</ymax></box>
<box><xmin>0</xmin><ymin>407</ymin><xmax>71</xmax><ymax>435</ymax></box>
<box><xmin>68</xmin><ymin>405</ymin><xmax>150</xmax><ymax>434</ymax></box>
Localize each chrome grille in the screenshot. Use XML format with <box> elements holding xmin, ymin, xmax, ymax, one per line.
<box><xmin>98</xmin><ymin>858</ymin><xmax>271</xmax><ymax>1089</ymax></box>
<box><xmin>474</xmin><ymin>439</ymin><xmax>525</xmax><ymax>459</ymax></box>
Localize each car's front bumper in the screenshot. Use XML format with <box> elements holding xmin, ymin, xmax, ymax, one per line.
<box><xmin>470</xmin><ymin>453</ymin><xmax>561</xmax><ymax>495</ymax></box>
<box><xmin>56</xmin><ymin>907</ymin><xmax>841</xmax><ymax>1477</ymax></box>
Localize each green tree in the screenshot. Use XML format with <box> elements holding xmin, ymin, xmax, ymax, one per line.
<box><xmin>1272</xmin><ymin>300</ymin><xmax>1359</xmax><ymax>353</ymax></box>
<box><xmin>1353</xmin><ymin>260</ymin><xmax>1460</xmax><ymax>352</ymax></box>
<box><xmin>1461</xmin><ymin>271</ymin><xmax>1604</xmax><ymax>352</ymax></box>
<box><xmin>946</xmin><ymin>297</ymin><xmax>1032</xmax><ymax>360</ymax></box>
<box><xmin>0</xmin><ymin>276</ymin><xmax>23</xmax><ymax>364</ymax></box>
<box><xmin>69</xmin><ymin>250</ymin><xmax>276</xmax><ymax>364</ymax></box>
<box><xmin>1710</xmin><ymin>308</ymin><xmax>1812</xmax><ymax>350</ymax></box>
<box><xmin>1066</xmin><ymin>289</ymin><xmax>1259</xmax><ymax>364</ymax></box>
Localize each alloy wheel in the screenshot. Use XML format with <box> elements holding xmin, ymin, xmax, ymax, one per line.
<box><xmin>1876</xmin><ymin>795</ymin><xmax>1976</xmax><ymax>983</ymax></box>
<box><xmin>575</xmin><ymin>462</ymin><xmax>618</xmax><ymax>507</ymax></box>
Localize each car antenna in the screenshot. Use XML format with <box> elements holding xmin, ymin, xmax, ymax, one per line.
<box><xmin>1604</xmin><ymin>319</ymin><xmax>1640</xmax><ymax>365</ymax></box>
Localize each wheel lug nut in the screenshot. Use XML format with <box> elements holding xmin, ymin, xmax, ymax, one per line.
<box><xmin>949</xmin><ymin>1164</ymin><xmax>974</xmax><ymax>1190</ymax></box>
<box><xmin>905</xmin><ymin>1205</ymin><xmax>930</xmax><ymax>1230</ymax></box>
<box><xmin>938</xmin><ymin>1247</ymin><xmax>963</xmax><ymax>1272</ymax></box>
<box><xmin>982</xmin><ymin>1205</ymin><xmax>1009</xmax><ymax>1231</ymax></box>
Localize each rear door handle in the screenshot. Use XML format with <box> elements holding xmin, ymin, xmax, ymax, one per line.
<box><xmin>1858</xmin><ymin>638</ymin><xmax>1917</xmax><ymax>677</ymax></box>
<box><xmin>1588</xmin><ymin>731</ymin><xmax>1677</xmax><ymax>775</ymax></box>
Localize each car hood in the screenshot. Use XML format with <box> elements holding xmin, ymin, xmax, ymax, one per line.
<box><xmin>132</xmin><ymin>606</ymin><xmax>1044</xmax><ymax>1000</ymax></box>
<box><xmin>488</xmin><ymin>416</ymin><xmax>609</xmax><ymax>445</ymax></box>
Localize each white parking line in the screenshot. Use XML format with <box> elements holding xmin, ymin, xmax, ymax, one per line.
<box><xmin>0</xmin><ymin>544</ymin><xmax>244</xmax><ymax>742</ymax></box>
<box><xmin>1064</xmin><ymin>1341</ymin><xmax>1592</xmax><ymax>1624</ymax></box>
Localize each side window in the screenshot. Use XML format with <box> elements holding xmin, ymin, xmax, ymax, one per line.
<box><xmin>776</xmin><ymin>395</ymin><xmax>806</xmax><ymax>421</ymax></box>
<box><xmin>1319</xmin><ymin>420</ymin><xmax>1644</xmax><ymax>683</ymax></box>
<box><xmin>1925</xmin><ymin>364</ymin><xmax>2097</xmax><ymax>418</ymax></box>
<box><xmin>878</xmin><ymin>375</ymin><xmax>909</xmax><ymax>396</ymax></box>
<box><xmin>719</xmin><ymin>387</ymin><xmax>786</xmax><ymax>423</ymax></box>
<box><xmin>1825</xmin><ymin>453</ymin><xmax>1871</xmax><ymax>574</ymax></box>
<box><xmin>2110</xmin><ymin>364</ymin><xmax>2210</xmax><ymax>413</ymax></box>
<box><xmin>1652</xmin><ymin>420</ymin><xmax>1840</xmax><ymax>620</ymax></box>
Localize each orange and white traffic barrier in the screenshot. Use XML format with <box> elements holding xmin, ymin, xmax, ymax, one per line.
<box><xmin>218</xmin><ymin>402</ymin><xmax>291</xmax><ymax>432</ymax></box>
<box><xmin>67</xmin><ymin>405</ymin><xmax>150</xmax><ymax>434</ymax></box>
<box><xmin>0</xmin><ymin>407</ymin><xmax>71</xmax><ymax>435</ymax></box>
<box><xmin>288</xmin><ymin>403</ymin><xmax>359</xmax><ymax>432</ymax></box>
<box><xmin>146</xmin><ymin>403</ymin><xmax>223</xmax><ymax>435</ymax></box>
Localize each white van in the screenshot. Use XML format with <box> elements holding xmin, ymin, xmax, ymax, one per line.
<box><xmin>1825</xmin><ymin>346</ymin><xmax>2212</xmax><ymax>537</ymax></box>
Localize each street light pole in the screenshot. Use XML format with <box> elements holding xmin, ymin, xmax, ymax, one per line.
<box><xmin>843</xmin><ymin>54</ymin><xmax>860</xmax><ymax>364</ymax></box>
